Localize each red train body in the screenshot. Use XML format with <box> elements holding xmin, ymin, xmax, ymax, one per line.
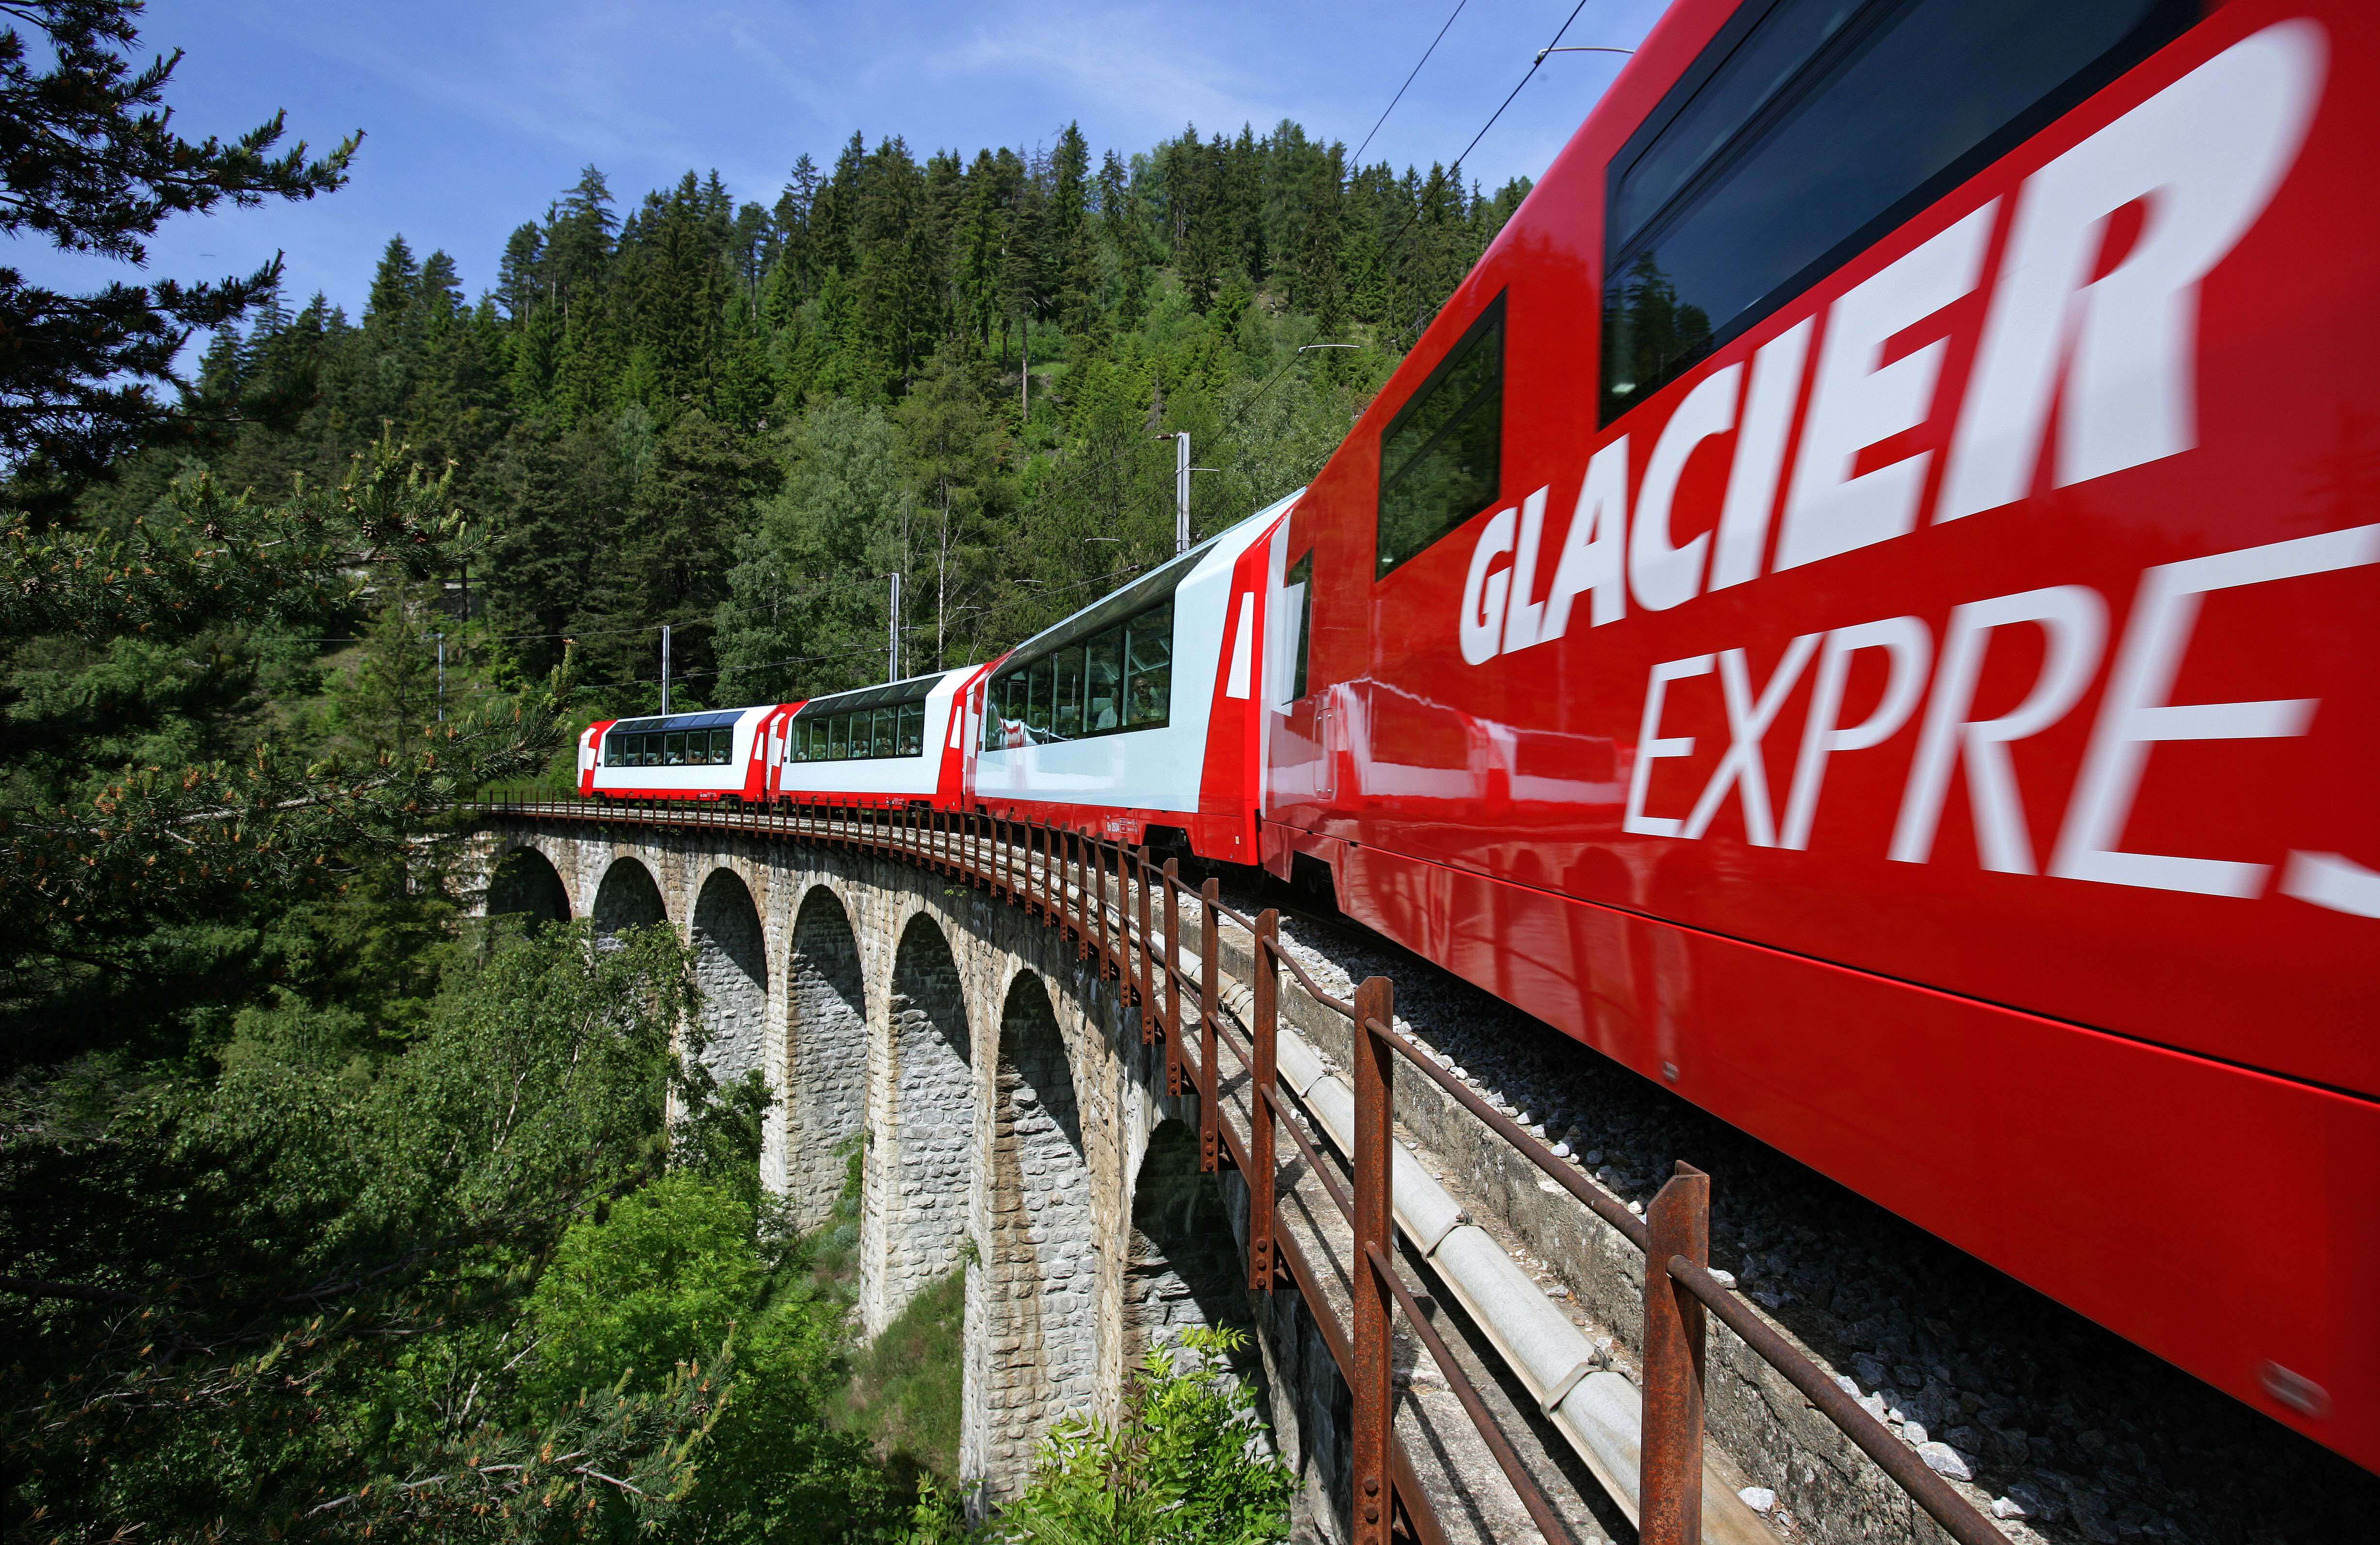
<box><xmin>1266</xmin><ymin>0</ymin><xmax>2380</xmax><ymax>1471</ymax></box>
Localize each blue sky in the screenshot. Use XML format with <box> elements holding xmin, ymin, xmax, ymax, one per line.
<box><xmin>17</xmin><ymin>0</ymin><xmax>1666</xmax><ymax>318</ymax></box>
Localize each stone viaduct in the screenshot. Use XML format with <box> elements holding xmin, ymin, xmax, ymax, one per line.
<box><xmin>478</xmin><ymin>820</ymin><xmax>1263</xmax><ymax>1509</ymax></box>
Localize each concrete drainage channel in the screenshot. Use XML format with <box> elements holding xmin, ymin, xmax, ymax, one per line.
<box><xmin>1223</xmin><ymin>888</ymin><xmax>2380</xmax><ymax>1545</ymax></box>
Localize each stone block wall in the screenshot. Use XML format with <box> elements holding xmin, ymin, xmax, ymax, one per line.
<box><xmin>469</xmin><ymin>821</ymin><xmax>1306</xmax><ymax>1522</ymax></box>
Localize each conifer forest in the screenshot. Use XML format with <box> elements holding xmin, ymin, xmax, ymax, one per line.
<box><xmin>0</xmin><ymin>2</ymin><xmax>1521</xmax><ymax>1540</ymax></box>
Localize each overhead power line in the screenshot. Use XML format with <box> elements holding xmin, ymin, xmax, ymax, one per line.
<box><xmin>1351</xmin><ymin>0</ymin><xmax>1471</xmax><ymax>167</ymax></box>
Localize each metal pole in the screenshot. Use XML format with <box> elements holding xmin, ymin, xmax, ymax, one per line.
<box><xmin>888</xmin><ymin>573</ymin><xmax>901</xmax><ymax>682</ymax></box>
<box><xmin>660</xmin><ymin>625</ymin><xmax>672</xmax><ymax>715</ymax></box>
<box><xmin>1175</xmin><ymin>431</ymin><xmax>1192</xmax><ymax>554</ymax></box>
<box><xmin>1641</xmin><ymin>1162</ymin><xmax>1711</xmax><ymax>1545</ymax></box>
<box><xmin>436</xmin><ymin>632</ymin><xmax>445</xmax><ymax>722</ymax></box>
<box><xmin>1199</xmin><ymin>878</ymin><xmax>1220</xmax><ymax>1172</ymax></box>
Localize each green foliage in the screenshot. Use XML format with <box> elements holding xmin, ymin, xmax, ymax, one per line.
<box><xmin>1</xmin><ymin>920</ymin><xmax>700</xmax><ymax>1539</ymax></box>
<box><xmin>838</xmin><ymin>1268</ymin><xmax>966</xmax><ymax>1490</ymax></box>
<box><xmin>524</xmin><ymin>1172</ymin><xmax>894</xmax><ymax>1543</ymax></box>
<box><xmin>2</xmin><ymin>12</ymin><xmax>1503</xmax><ymax>1540</ymax></box>
<box><xmin>996</xmin><ymin>1327</ymin><xmax>1294</xmax><ymax>1545</ymax></box>
<box><xmin>0</xmin><ymin>0</ymin><xmax>356</xmax><ymax>485</ymax></box>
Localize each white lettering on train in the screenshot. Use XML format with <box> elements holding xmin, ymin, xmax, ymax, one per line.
<box><xmin>1890</xmin><ymin>586</ymin><xmax>2107</xmax><ymax>873</ymax></box>
<box><xmin>1623</xmin><ymin>652</ymin><xmax>1712</xmax><ymax>839</ymax></box>
<box><xmin>1779</xmin><ymin>616</ymin><xmax>1932</xmax><ymax>852</ymax></box>
<box><xmin>2052</xmin><ymin>524</ymin><xmax>2378</xmax><ymax>897</ymax></box>
<box><xmin>1709</xmin><ymin>320</ymin><xmax>1810</xmax><ymax>592</ymax></box>
<box><xmin>1633</xmin><ymin>364</ymin><xmax>1739</xmax><ymax>609</ymax></box>
<box><xmin>1462</xmin><ymin>23</ymin><xmax>2324</xmax><ymax>661</ymax></box>
<box><xmin>1776</xmin><ymin>202</ymin><xmax>1996</xmax><ymax>573</ymax></box>
<box><xmin>1939</xmin><ymin>21</ymin><xmax>2324</xmax><ymax>521</ymax></box>
<box><xmin>1625</xmin><ymin>524</ymin><xmax>2380</xmax><ymax>911</ymax></box>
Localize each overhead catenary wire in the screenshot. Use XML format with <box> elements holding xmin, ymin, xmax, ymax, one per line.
<box><xmin>1351</xmin><ymin>0</ymin><xmax>1472</xmax><ymax>167</ymax></box>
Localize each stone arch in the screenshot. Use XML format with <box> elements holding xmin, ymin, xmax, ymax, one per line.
<box><xmin>861</xmin><ymin>910</ymin><xmax>972</xmax><ymax>1339</ymax></box>
<box><xmin>976</xmin><ymin>969</ymin><xmax>1099</xmax><ymax>1488</ymax></box>
<box><xmin>776</xmin><ymin>885</ymin><xmax>869</xmax><ymax>1224</ymax></box>
<box><xmin>591</xmin><ymin>856</ymin><xmax>667</xmax><ymax>947</ymax></box>
<box><xmin>1126</xmin><ymin>1118</ymin><xmax>1256</xmax><ymax>1367</ymax></box>
<box><xmin>690</xmin><ymin>868</ymin><xmax>767</xmax><ymax>1090</ymax></box>
<box><xmin>486</xmin><ymin>845</ymin><xmax>570</xmax><ymax>925</ymax></box>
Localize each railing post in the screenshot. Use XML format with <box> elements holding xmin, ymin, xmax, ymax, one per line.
<box><xmin>1093</xmin><ymin>836</ymin><xmax>1110</xmax><ymax>972</ymax></box>
<box><xmin>1250</xmin><ymin>907</ymin><xmax>1280</xmax><ymax>1292</ymax></box>
<box><xmin>1137</xmin><ymin>848</ymin><xmax>1156</xmax><ymax>1045</ymax></box>
<box><xmin>1641</xmin><ymin>1162</ymin><xmax>1711</xmax><ymax>1545</ymax></box>
<box><xmin>1162</xmin><ymin>859</ymin><xmax>1182</xmax><ymax>1096</ymax></box>
<box><xmin>1351</xmin><ymin>975</ymin><xmax>1396</xmax><ymax>1545</ymax></box>
<box><xmin>1199</xmin><ymin>877</ymin><xmax>1220</xmax><ymax>1173</ymax></box>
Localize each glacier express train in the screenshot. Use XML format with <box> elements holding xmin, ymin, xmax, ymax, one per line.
<box><xmin>575</xmin><ymin>0</ymin><xmax>2380</xmax><ymax>1473</ymax></box>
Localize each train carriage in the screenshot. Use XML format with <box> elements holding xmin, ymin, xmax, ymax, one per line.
<box><xmin>771</xmin><ymin>665</ymin><xmax>985</xmax><ymax>810</ymax></box>
<box><xmin>1262</xmin><ymin>0</ymin><xmax>2380</xmax><ymax>1471</ymax></box>
<box><xmin>580</xmin><ymin>704</ymin><xmax>795</xmax><ymax>802</ymax></box>
<box><xmin>970</xmin><ymin>493</ymin><xmax>1298</xmax><ymax>863</ymax></box>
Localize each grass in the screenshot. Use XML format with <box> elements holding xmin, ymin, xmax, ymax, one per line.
<box><xmin>788</xmin><ymin>1135</ymin><xmax>967</xmax><ymax>1497</ymax></box>
<box><xmin>838</xmin><ymin>1267</ymin><xmax>966</xmax><ymax>1492</ymax></box>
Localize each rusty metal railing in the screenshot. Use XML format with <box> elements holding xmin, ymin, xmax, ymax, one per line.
<box><xmin>472</xmin><ymin>791</ymin><xmax>2002</xmax><ymax>1545</ymax></box>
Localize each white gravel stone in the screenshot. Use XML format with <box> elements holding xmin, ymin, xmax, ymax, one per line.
<box><xmin>1918</xmin><ymin>1442</ymin><xmax>1974</xmax><ymax>1481</ymax></box>
<box><xmin>1708</xmin><ymin>1268</ymin><xmax>1737</xmax><ymax>1288</ymax></box>
<box><xmin>1738</xmin><ymin>1487</ymin><xmax>1777</xmax><ymax>1513</ymax></box>
<box><xmin>1992</xmin><ymin>1496</ymin><xmax>2030</xmax><ymax>1520</ymax></box>
<box><xmin>1903</xmin><ymin>1421</ymin><xmax>1929</xmax><ymax>1445</ymax></box>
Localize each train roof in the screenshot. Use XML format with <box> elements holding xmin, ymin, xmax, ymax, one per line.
<box><xmin>605</xmin><ymin>706</ymin><xmax>762</xmax><ymax>735</ymax></box>
<box><xmin>998</xmin><ymin>493</ymin><xmax>1301</xmax><ymax>673</ymax></box>
<box><xmin>791</xmin><ymin>666</ymin><xmax>963</xmax><ymax>719</ymax></box>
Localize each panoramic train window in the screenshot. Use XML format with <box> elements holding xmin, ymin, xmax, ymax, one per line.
<box><xmin>1053</xmin><ymin>647</ymin><xmax>1085</xmax><ymax>739</ymax></box>
<box><xmin>783</xmin><ymin>676</ymin><xmax>941</xmax><ymax>764</ymax></box>
<box><xmin>1126</xmin><ymin>602</ymin><xmax>1172</xmax><ymax>728</ymax></box>
<box><xmin>984</xmin><ymin>594</ymin><xmax>1179</xmax><ymax>750</ymax></box>
<box><xmin>1377</xmin><ymin>293</ymin><xmax>1504</xmax><ymax>578</ymax></box>
<box><xmin>604</xmin><ymin>711</ymin><xmax>745</xmax><ymax>771</ymax></box>
<box><xmin>1601</xmin><ymin>0</ymin><xmax>2194</xmax><ymax>421</ymax></box>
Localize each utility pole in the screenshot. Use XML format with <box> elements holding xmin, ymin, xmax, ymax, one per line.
<box><xmin>436</xmin><ymin>633</ymin><xmax>445</xmax><ymax>722</ymax></box>
<box><xmin>888</xmin><ymin>572</ymin><xmax>902</xmax><ymax>682</ymax></box>
<box><xmin>1174</xmin><ymin>431</ymin><xmax>1192</xmax><ymax>554</ymax></box>
<box><xmin>660</xmin><ymin>625</ymin><xmax>672</xmax><ymax>715</ymax></box>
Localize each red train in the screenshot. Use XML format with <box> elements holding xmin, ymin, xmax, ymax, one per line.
<box><xmin>580</xmin><ymin>0</ymin><xmax>2379</xmax><ymax>1472</ymax></box>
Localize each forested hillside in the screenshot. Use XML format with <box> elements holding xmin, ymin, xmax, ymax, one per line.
<box><xmin>106</xmin><ymin>127</ymin><xmax>1525</xmax><ymax>721</ymax></box>
<box><xmin>0</xmin><ymin>3</ymin><xmax>1519</xmax><ymax>1538</ymax></box>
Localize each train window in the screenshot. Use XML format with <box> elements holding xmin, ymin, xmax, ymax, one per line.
<box><xmin>1601</xmin><ymin>0</ymin><xmax>2193</xmax><ymax>421</ymax></box>
<box><xmin>706</xmin><ymin>729</ymin><xmax>726</xmax><ymax>765</ymax></box>
<box><xmin>1126</xmin><ymin>603</ymin><xmax>1172</xmax><ymax>728</ymax></box>
<box><xmin>662</xmin><ymin>732</ymin><xmax>683</xmax><ymax>766</ymax></box>
<box><xmin>1283</xmin><ymin>552</ymin><xmax>1313</xmax><ymax>701</ymax></box>
<box><xmin>826</xmin><ymin>715</ymin><xmax>846</xmax><ymax>760</ymax></box>
<box><xmin>1378</xmin><ymin>294</ymin><xmax>1504</xmax><ymax>578</ymax></box>
<box><xmin>1025</xmin><ymin>657</ymin><xmax>1052</xmax><ymax>740</ymax></box>
<box><xmin>604</xmin><ymin>737</ymin><xmax>621</xmax><ymax>768</ymax></box>
<box><xmin>1052</xmin><ymin>647</ymin><xmax>1084</xmax><ymax>740</ymax></box>
<box><xmin>1085</xmin><ymin>626</ymin><xmax>1123</xmax><ymax>733</ymax></box>
<box><xmin>899</xmin><ymin>702</ymin><xmax>924</xmax><ymax>757</ymax></box>
<box><xmin>642</xmin><ymin>736</ymin><xmax>660</xmax><ymax>768</ymax></box>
